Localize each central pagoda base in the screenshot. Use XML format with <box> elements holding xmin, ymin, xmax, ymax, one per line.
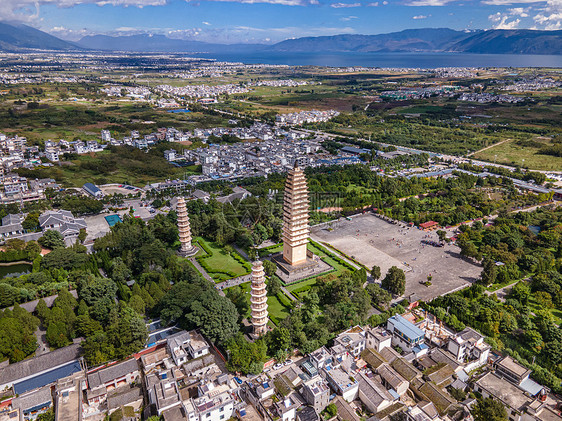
<box><xmin>272</xmin><ymin>252</ymin><xmax>333</xmax><ymax>284</ymax></box>
<box><xmin>177</xmin><ymin>246</ymin><xmax>199</xmax><ymax>257</ymax></box>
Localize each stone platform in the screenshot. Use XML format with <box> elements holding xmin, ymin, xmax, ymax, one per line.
<box><xmin>272</xmin><ymin>252</ymin><xmax>333</xmax><ymax>284</ymax></box>
<box><xmin>177</xmin><ymin>246</ymin><xmax>199</xmax><ymax>258</ymax></box>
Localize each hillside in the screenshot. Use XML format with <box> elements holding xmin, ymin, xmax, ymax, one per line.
<box><xmin>270</xmin><ymin>28</ymin><xmax>475</xmax><ymax>53</ymax></box>
<box><xmin>77</xmin><ymin>34</ymin><xmax>265</xmax><ymax>53</ymax></box>
<box><xmin>0</xmin><ymin>23</ymin><xmax>560</xmax><ymax>55</ymax></box>
<box><xmin>0</xmin><ymin>22</ymin><xmax>79</xmax><ymax>51</ymax></box>
<box><xmin>270</xmin><ymin>28</ymin><xmax>562</xmax><ymax>55</ymax></box>
<box><xmin>449</xmin><ymin>29</ymin><xmax>562</xmax><ymax>55</ymax></box>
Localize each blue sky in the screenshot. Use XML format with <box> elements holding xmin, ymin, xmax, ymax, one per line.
<box><xmin>2</xmin><ymin>0</ymin><xmax>560</xmax><ymax>43</ymax></box>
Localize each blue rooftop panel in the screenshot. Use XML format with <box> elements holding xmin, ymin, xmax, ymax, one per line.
<box><xmin>389</xmin><ymin>315</ymin><xmax>425</xmax><ymax>342</ymax></box>
<box><xmin>14</xmin><ymin>361</ymin><xmax>82</xmax><ymax>395</ymax></box>
<box><xmin>83</xmin><ymin>182</ymin><xmax>101</xmax><ymax>193</ymax></box>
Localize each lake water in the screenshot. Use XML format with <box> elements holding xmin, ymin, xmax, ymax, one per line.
<box><xmin>192</xmin><ymin>52</ymin><xmax>562</xmax><ymax>68</ymax></box>
<box><xmin>0</xmin><ymin>263</ymin><xmax>32</xmax><ymax>279</ymax></box>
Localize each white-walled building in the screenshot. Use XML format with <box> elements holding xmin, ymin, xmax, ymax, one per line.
<box><xmin>447</xmin><ymin>327</ymin><xmax>491</xmax><ymax>371</ymax></box>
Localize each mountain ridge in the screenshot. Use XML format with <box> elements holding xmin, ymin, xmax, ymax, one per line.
<box><xmin>77</xmin><ymin>33</ymin><xmax>266</xmax><ymax>53</ymax></box>
<box><xmin>0</xmin><ymin>22</ymin><xmax>560</xmax><ymax>55</ymax></box>
<box><xmin>269</xmin><ymin>28</ymin><xmax>562</xmax><ymax>55</ymax></box>
<box><xmin>0</xmin><ymin>22</ymin><xmax>80</xmax><ymax>51</ymax></box>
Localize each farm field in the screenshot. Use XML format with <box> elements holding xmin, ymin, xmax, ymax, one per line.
<box><xmin>473</xmin><ymin>138</ymin><xmax>562</xmax><ymax>171</ymax></box>
<box><xmin>15</xmin><ymin>149</ymin><xmax>201</xmax><ymax>187</ymax></box>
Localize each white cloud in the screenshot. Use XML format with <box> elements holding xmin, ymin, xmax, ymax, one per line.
<box><xmin>481</xmin><ymin>0</ymin><xmax>544</xmax><ymax>5</ymax></box>
<box><xmin>186</xmin><ymin>0</ymin><xmax>317</xmax><ymax>4</ymax></box>
<box><xmin>533</xmin><ymin>0</ymin><xmax>562</xmax><ymax>29</ymax></box>
<box><xmin>405</xmin><ymin>0</ymin><xmax>454</xmax><ymax>6</ymax></box>
<box><xmin>0</xmin><ymin>0</ymin><xmax>167</xmax><ymax>21</ymax></box>
<box><xmin>412</xmin><ymin>14</ymin><xmax>430</xmax><ymax>18</ymax></box>
<box><xmin>366</xmin><ymin>1</ymin><xmax>378</xmax><ymax>5</ymax></box>
<box><xmin>331</xmin><ymin>2</ymin><xmax>361</xmax><ymax>7</ymax></box>
<box><xmin>49</xmin><ymin>25</ymin><xmax>92</xmax><ymax>39</ymax></box>
<box><xmin>486</xmin><ymin>3</ymin><xmax>560</xmax><ymax>30</ymax></box>
<box><xmin>341</xmin><ymin>15</ymin><xmax>358</xmax><ymax>20</ymax></box>
<box><xmin>0</xmin><ymin>0</ymin><xmax>319</xmax><ymax>21</ymax></box>
<box><xmin>508</xmin><ymin>6</ymin><xmax>530</xmax><ymax>16</ymax></box>
<box><xmin>166</xmin><ymin>24</ymin><xmax>355</xmax><ymax>43</ymax></box>
<box><xmin>202</xmin><ymin>21</ymin><xmax>211</xmax><ymax>25</ymax></box>
<box><xmin>488</xmin><ymin>10</ymin><xmax>521</xmax><ymax>28</ymax></box>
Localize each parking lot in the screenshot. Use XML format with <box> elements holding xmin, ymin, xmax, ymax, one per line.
<box><xmin>311</xmin><ymin>213</ymin><xmax>481</xmax><ymax>301</ymax></box>
<box><xmin>83</xmin><ymin>199</ymin><xmax>160</xmax><ymax>243</ymax></box>
<box><xmin>100</xmin><ymin>184</ymin><xmax>142</xmax><ymax>196</ymax></box>
<box><xmin>83</xmin><ymin>213</ymin><xmax>113</xmax><ymax>243</ymax></box>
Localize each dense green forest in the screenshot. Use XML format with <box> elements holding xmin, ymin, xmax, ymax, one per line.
<box><xmin>0</xmin><ymin>208</ymin><xmax>401</xmax><ymax>370</ymax></box>
<box><xmin>426</xmin><ymin>206</ymin><xmax>562</xmax><ymax>393</ymax></box>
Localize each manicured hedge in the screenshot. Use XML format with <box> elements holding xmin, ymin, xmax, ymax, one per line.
<box><xmin>195</xmin><ymin>238</ymin><xmax>251</xmax><ymax>281</ymax></box>
<box><xmin>276</xmin><ymin>292</ymin><xmax>293</xmax><ymax>308</ymax></box>
<box><xmin>0</xmin><ymin>249</ymin><xmax>31</xmax><ymax>263</ymax></box>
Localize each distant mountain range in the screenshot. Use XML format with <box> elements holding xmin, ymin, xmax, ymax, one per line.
<box><xmin>77</xmin><ymin>34</ymin><xmax>264</xmax><ymax>54</ymax></box>
<box><xmin>270</xmin><ymin>28</ymin><xmax>472</xmax><ymax>53</ymax></box>
<box><xmin>0</xmin><ymin>22</ymin><xmax>560</xmax><ymax>55</ymax></box>
<box><xmin>0</xmin><ymin>22</ymin><xmax>79</xmax><ymax>51</ymax></box>
<box><xmin>270</xmin><ymin>28</ymin><xmax>562</xmax><ymax>55</ymax></box>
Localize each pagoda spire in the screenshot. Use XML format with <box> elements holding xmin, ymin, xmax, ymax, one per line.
<box><xmin>250</xmin><ymin>261</ymin><xmax>268</xmax><ymax>336</ymax></box>
<box><xmin>176</xmin><ymin>197</ymin><xmax>197</xmax><ymax>256</ymax></box>
<box><xmin>282</xmin><ymin>165</ymin><xmax>310</xmax><ymax>266</ymax></box>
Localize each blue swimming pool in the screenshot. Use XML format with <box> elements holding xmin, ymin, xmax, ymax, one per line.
<box><xmin>104</xmin><ymin>214</ymin><xmax>123</xmax><ymax>227</ymax></box>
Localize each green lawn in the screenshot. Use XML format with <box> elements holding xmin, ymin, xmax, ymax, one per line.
<box><xmin>287</xmin><ymin>277</ymin><xmax>318</xmax><ymax>299</ymax></box>
<box><xmin>397</xmin><ymin>105</ymin><xmax>445</xmax><ymax>114</ymax></box>
<box><xmin>473</xmin><ymin>138</ymin><xmax>562</xmax><ymax>171</ymax></box>
<box><xmin>528</xmin><ymin>296</ymin><xmax>562</xmax><ymax>325</ymax></box>
<box><xmin>308</xmin><ymin>241</ymin><xmax>355</xmax><ymax>276</ymax></box>
<box><xmin>258</xmin><ymin>241</ymin><xmax>356</xmax><ymax>297</ymax></box>
<box><xmin>257</xmin><ymin>243</ymin><xmax>283</xmax><ymax>257</ymax></box>
<box><xmin>195</xmin><ymin>238</ymin><xmax>251</xmax><ymax>282</ymax></box>
<box><xmin>267</xmin><ymin>294</ymin><xmax>292</xmax><ymax>325</ymax></box>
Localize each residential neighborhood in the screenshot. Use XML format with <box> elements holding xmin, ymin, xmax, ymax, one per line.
<box><xmin>1</xmin><ymin>305</ymin><xmax>560</xmax><ymax>421</ymax></box>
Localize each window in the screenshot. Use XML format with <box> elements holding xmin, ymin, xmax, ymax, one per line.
<box><xmin>220</xmin><ymin>407</ymin><xmax>224</xmax><ymax>412</ymax></box>
<box><xmin>220</xmin><ymin>416</ymin><xmax>225</xmax><ymax>420</ymax></box>
<box><xmin>207</xmin><ymin>413</ymin><xmax>211</xmax><ymax>418</ymax></box>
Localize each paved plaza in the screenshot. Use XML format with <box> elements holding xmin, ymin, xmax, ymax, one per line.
<box><xmin>311</xmin><ymin>213</ymin><xmax>481</xmax><ymax>301</ymax></box>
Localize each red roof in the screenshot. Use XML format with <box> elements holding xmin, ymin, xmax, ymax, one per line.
<box><xmin>420</xmin><ymin>221</ymin><xmax>439</xmax><ymax>229</ymax></box>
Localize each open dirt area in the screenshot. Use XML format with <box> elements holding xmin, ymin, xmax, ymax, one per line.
<box><xmin>100</xmin><ymin>184</ymin><xmax>142</xmax><ymax>195</ymax></box>
<box><xmin>311</xmin><ymin>213</ymin><xmax>481</xmax><ymax>301</ymax></box>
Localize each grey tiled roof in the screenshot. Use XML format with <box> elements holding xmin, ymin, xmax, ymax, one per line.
<box><xmin>0</xmin><ymin>343</ymin><xmax>82</xmax><ymax>386</ymax></box>
<box><xmin>108</xmin><ymin>385</ymin><xmax>143</xmax><ymax>410</ymax></box>
<box><xmin>87</xmin><ymin>359</ymin><xmax>139</xmax><ymax>389</ymax></box>
<box><xmin>12</xmin><ymin>386</ymin><xmax>53</xmax><ymax>411</ymax></box>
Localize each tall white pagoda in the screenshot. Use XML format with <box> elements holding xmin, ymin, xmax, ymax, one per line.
<box><xmin>250</xmin><ymin>260</ymin><xmax>268</xmax><ymax>336</ymax></box>
<box><xmin>176</xmin><ymin>197</ymin><xmax>197</xmax><ymax>256</ymax></box>
<box><xmin>282</xmin><ymin>163</ymin><xmax>310</xmax><ymax>266</ymax></box>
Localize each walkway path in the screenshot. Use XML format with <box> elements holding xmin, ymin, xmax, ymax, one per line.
<box><xmin>189</xmin><ymin>257</ymin><xmax>226</xmax><ymax>296</ymax></box>
<box><xmin>233</xmin><ymin>244</ymin><xmax>250</xmax><ymax>261</ymax></box>
<box><xmin>34</xmin><ymin>326</ymin><xmax>50</xmax><ymax>356</ymax></box>
<box><xmin>467</xmin><ymin>138</ymin><xmax>511</xmax><ymax>157</ymax></box>
<box><xmin>281</xmin><ymin>286</ymin><xmax>297</xmax><ymax>302</ymax></box>
<box><xmin>485</xmin><ymin>278</ymin><xmax>530</xmax><ymax>302</ymax></box>
<box><xmin>216</xmin><ymin>274</ymin><xmax>252</xmax><ymax>290</ymax></box>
